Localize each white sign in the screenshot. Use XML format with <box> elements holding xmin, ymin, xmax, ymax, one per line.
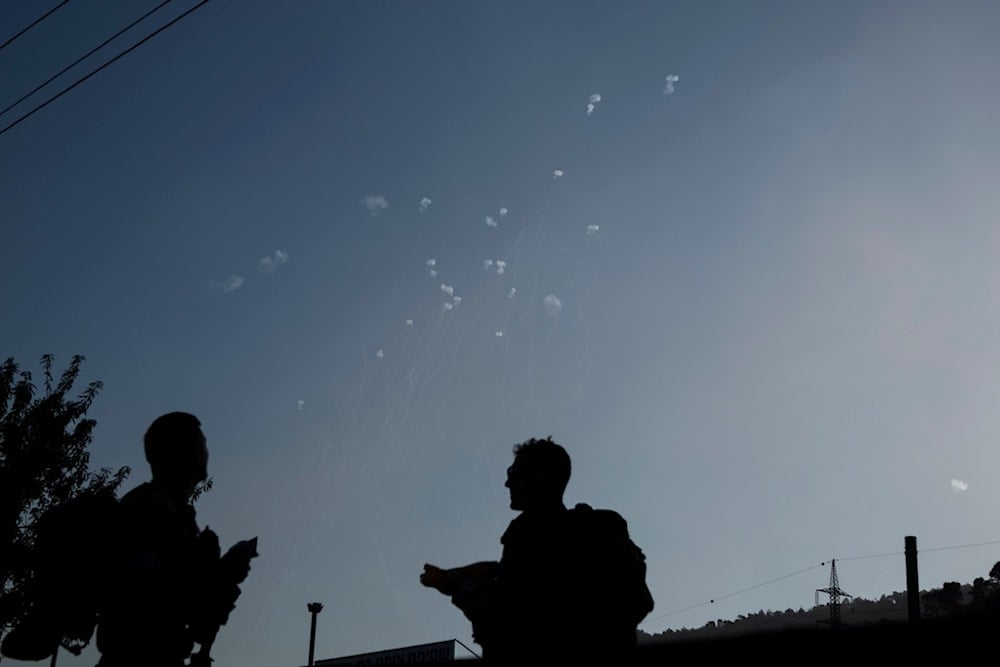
<box><xmin>314</xmin><ymin>640</ymin><xmax>455</xmax><ymax>666</ymax></box>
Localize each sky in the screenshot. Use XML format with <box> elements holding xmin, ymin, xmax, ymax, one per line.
<box><xmin>3</xmin><ymin>0</ymin><xmax>1000</xmax><ymax>664</ymax></box>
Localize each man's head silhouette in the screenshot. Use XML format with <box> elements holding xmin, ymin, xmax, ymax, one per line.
<box><xmin>143</xmin><ymin>412</ymin><xmax>208</xmax><ymax>500</ymax></box>
<box><xmin>505</xmin><ymin>436</ymin><xmax>571</xmax><ymax>511</ymax></box>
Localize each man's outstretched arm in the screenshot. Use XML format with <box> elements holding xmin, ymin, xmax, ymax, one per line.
<box><xmin>420</xmin><ymin>561</ymin><xmax>498</xmax><ymax>596</ymax></box>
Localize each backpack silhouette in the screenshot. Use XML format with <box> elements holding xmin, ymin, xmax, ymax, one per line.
<box><xmin>1</xmin><ymin>491</ymin><xmax>122</xmax><ymax>661</ymax></box>
<box><xmin>566</xmin><ymin>503</ymin><xmax>655</xmax><ymax>631</ymax></box>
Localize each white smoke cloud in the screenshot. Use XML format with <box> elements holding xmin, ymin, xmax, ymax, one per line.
<box><xmin>484</xmin><ymin>259</ymin><xmax>494</xmax><ymax>270</ymax></box>
<box><xmin>499</xmin><ymin>207</ymin><xmax>508</xmax><ymax>217</ymax></box>
<box><xmin>951</xmin><ymin>478</ymin><xmax>968</xmax><ymax>492</ymax></box>
<box><xmin>453</xmin><ymin>296</ymin><xmax>461</xmax><ymax>305</ymax></box>
<box><xmin>429</xmin><ymin>269</ymin><xmax>438</xmax><ymax>277</ymax></box>
<box><xmin>553</xmin><ymin>169</ymin><xmax>564</xmax><ymax>179</ymax></box>
<box><xmin>419</xmin><ymin>197</ymin><xmax>432</xmax><ymax>212</ymax></box>
<box><xmin>586</xmin><ymin>93</ymin><xmax>601</xmax><ymax>116</ymax></box>
<box><xmin>362</xmin><ymin>194</ymin><xmax>389</xmax><ymax>216</ymax></box>
<box><xmin>586</xmin><ymin>224</ymin><xmax>600</xmax><ymax>236</ymax></box>
<box><xmin>485</xmin><ymin>215</ymin><xmax>498</xmax><ymax>227</ymax></box>
<box><xmin>426</xmin><ymin>258</ymin><xmax>436</xmax><ymax>267</ymax></box>
<box><xmin>664</xmin><ymin>74</ymin><xmax>679</xmax><ymax>95</ymax></box>
<box><xmin>543</xmin><ymin>293</ymin><xmax>562</xmax><ymax>314</ymax></box>
<box><xmin>443</xmin><ymin>302</ymin><xmax>454</xmax><ymax>311</ymax></box>
<box><xmin>221</xmin><ymin>275</ymin><xmax>244</xmax><ymax>293</ymax></box>
<box><xmin>508</xmin><ymin>287</ymin><xmax>517</xmax><ymax>299</ymax></box>
<box><xmin>406</xmin><ymin>319</ymin><xmax>413</xmax><ymax>326</ymax></box>
<box><xmin>440</xmin><ymin>283</ymin><xmax>454</xmax><ymax>296</ymax></box>
<box><xmin>376</xmin><ymin>349</ymin><xmax>384</xmax><ymax>359</ymax></box>
<box><xmin>495</xmin><ymin>330</ymin><xmax>503</xmax><ymax>338</ymax></box>
<box><xmin>495</xmin><ymin>260</ymin><xmax>506</xmax><ymax>275</ymax></box>
<box><xmin>258</xmin><ymin>249</ymin><xmax>290</xmax><ymax>275</ymax></box>
<box><xmin>297</xmin><ymin>400</ymin><xmax>305</xmax><ymax>412</ymax></box>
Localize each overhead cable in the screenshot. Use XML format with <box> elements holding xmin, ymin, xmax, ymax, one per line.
<box><xmin>0</xmin><ymin>0</ymin><xmax>210</xmax><ymax>138</ymax></box>
<box><xmin>1</xmin><ymin>0</ymin><xmax>175</xmax><ymax>118</ymax></box>
<box><xmin>0</xmin><ymin>0</ymin><xmax>72</xmax><ymax>52</ymax></box>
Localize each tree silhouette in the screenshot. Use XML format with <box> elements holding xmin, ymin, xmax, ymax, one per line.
<box><xmin>970</xmin><ymin>577</ymin><xmax>992</xmax><ymax>602</ymax></box>
<box><xmin>0</xmin><ymin>355</ymin><xmax>129</xmax><ymax>643</ymax></box>
<box><xmin>921</xmin><ymin>582</ymin><xmax>963</xmax><ymax>617</ymax></box>
<box><xmin>989</xmin><ymin>561</ymin><xmax>1000</xmax><ymax>586</ymax></box>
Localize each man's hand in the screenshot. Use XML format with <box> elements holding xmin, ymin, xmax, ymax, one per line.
<box><xmin>220</xmin><ymin>537</ymin><xmax>258</xmax><ymax>584</ymax></box>
<box><xmin>197</xmin><ymin>527</ymin><xmax>222</xmax><ymax>562</ymax></box>
<box><xmin>421</xmin><ymin>561</ymin><xmax>498</xmax><ymax>596</ymax></box>
<box><xmin>420</xmin><ymin>564</ymin><xmax>454</xmax><ymax>594</ymax></box>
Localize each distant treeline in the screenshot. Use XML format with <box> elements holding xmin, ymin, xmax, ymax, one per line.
<box><xmin>641</xmin><ymin>559</ymin><xmax>1000</xmax><ymax>643</ymax></box>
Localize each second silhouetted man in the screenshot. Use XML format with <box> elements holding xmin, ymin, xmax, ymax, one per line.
<box><xmin>422</xmin><ymin>436</ymin><xmax>653</xmax><ymax>664</ymax></box>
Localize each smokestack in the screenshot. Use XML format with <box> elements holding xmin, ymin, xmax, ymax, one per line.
<box><xmin>904</xmin><ymin>536</ymin><xmax>920</xmax><ymax>623</ymax></box>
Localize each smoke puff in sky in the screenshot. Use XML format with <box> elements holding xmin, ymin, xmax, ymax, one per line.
<box><xmin>425</xmin><ymin>258</ymin><xmax>436</xmax><ymax>266</ymax></box>
<box><xmin>553</xmin><ymin>169</ymin><xmax>564</xmax><ymax>178</ymax></box>
<box><xmin>543</xmin><ymin>293</ymin><xmax>562</xmax><ymax>313</ymax></box>
<box><xmin>296</xmin><ymin>400</ymin><xmax>304</xmax><ymax>412</ymax></box>
<box><xmin>429</xmin><ymin>269</ymin><xmax>437</xmax><ymax>277</ymax></box>
<box><xmin>495</xmin><ymin>330</ymin><xmax>503</xmax><ymax>337</ymax></box>
<box><xmin>221</xmin><ymin>275</ymin><xmax>244</xmax><ymax>293</ymax></box>
<box><xmin>485</xmin><ymin>215</ymin><xmax>497</xmax><ymax>227</ymax></box>
<box><xmin>483</xmin><ymin>259</ymin><xmax>493</xmax><ymax>269</ymax></box>
<box><xmin>362</xmin><ymin>194</ymin><xmax>389</xmax><ymax>216</ymax></box>
<box><xmin>499</xmin><ymin>207</ymin><xmax>508</xmax><ymax>216</ymax></box>
<box><xmin>495</xmin><ymin>260</ymin><xmax>506</xmax><ymax>274</ymax></box>
<box><xmin>257</xmin><ymin>249</ymin><xmax>289</xmax><ymax>275</ymax></box>
<box><xmin>586</xmin><ymin>92</ymin><xmax>601</xmax><ymax>116</ymax></box>
<box><xmin>951</xmin><ymin>479</ymin><xmax>969</xmax><ymax>492</ymax></box>
<box><xmin>508</xmin><ymin>288</ymin><xmax>517</xmax><ymax>299</ymax></box>
<box><xmin>586</xmin><ymin>224</ymin><xmax>600</xmax><ymax>235</ymax></box>
<box><xmin>418</xmin><ymin>197</ymin><xmax>432</xmax><ymax>212</ymax></box>
<box><xmin>664</xmin><ymin>73</ymin><xmax>679</xmax><ymax>94</ymax></box>
<box><xmin>405</xmin><ymin>319</ymin><xmax>413</xmax><ymax>326</ymax></box>
<box><xmin>375</xmin><ymin>349</ymin><xmax>384</xmax><ymax>359</ymax></box>
<box><xmin>440</xmin><ymin>283</ymin><xmax>454</xmax><ymax>296</ymax></box>
<box><xmin>442</xmin><ymin>302</ymin><xmax>453</xmax><ymax>311</ymax></box>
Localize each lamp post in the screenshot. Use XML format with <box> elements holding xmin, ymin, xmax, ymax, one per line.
<box><xmin>307</xmin><ymin>602</ymin><xmax>323</xmax><ymax>667</ymax></box>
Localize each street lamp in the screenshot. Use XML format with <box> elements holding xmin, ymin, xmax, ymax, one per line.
<box><xmin>307</xmin><ymin>602</ymin><xmax>323</xmax><ymax>667</ymax></box>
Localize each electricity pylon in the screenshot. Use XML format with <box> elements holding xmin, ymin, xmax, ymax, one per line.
<box><xmin>815</xmin><ymin>559</ymin><xmax>852</xmax><ymax>628</ymax></box>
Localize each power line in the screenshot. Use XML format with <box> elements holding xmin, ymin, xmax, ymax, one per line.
<box><xmin>922</xmin><ymin>538</ymin><xmax>1000</xmax><ymax>554</ymax></box>
<box><xmin>0</xmin><ymin>0</ymin><xmax>71</xmax><ymax>52</ymax></box>
<box><xmin>645</xmin><ymin>563</ymin><xmax>825</xmax><ymax>623</ymax></box>
<box><xmin>645</xmin><ymin>538</ymin><xmax>1000</xmax><ymax>625</ymax></box>
<box><xmin>0</xmin><ymin>0</ymin><xmax>210</xmax><ymax>138</ymax></box>
<box><xmin>1</xmin><ymin>0</ymin><xmax>175</xmax><ymax>118</ymax></box>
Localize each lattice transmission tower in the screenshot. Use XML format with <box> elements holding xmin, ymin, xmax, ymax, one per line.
<box><xmin>815</xmin><ymin>559</ymin><xmax>852</xmax><ymax>628</ymax></box>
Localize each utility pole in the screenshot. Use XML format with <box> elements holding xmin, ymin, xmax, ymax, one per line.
<box><xmin>307</xmin><ymin>602</ymin><xmax>323</xmax><ymax>667</ymax></box>
<box><xmin>816</xmin><ymin>559</ymin><xmax>851</xmax><ymax>629</ymax></box>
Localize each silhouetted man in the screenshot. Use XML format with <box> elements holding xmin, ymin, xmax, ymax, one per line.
<box><xmin>96</xmin><ymin>412</ymin><xmax>256</xmax><ymax>667</ymax></box>
<box><xmin>421</xmin><ymin>437</ymin><xmax>653</xmax><ymax>664</ymax></box>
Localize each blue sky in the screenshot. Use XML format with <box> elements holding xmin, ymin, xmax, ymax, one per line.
<box><xmin>4</xmin><ymin>1</ymin><xmax>1000</xmax><ymax>664</ymax></box>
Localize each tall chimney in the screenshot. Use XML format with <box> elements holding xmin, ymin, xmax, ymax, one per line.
<box><xmin>904</xmin><ymin>536</ymin><xmax>920</xmax><ymax>623</ymax></box>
